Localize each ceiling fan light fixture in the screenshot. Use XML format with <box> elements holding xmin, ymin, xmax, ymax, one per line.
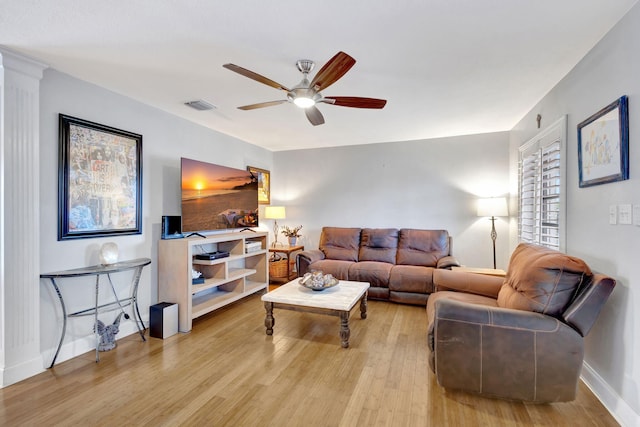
<box><xmin>223</xmin><ymin>51</ymin><xmax>386</xmax><ymax>124</ymax></box>
<box><xmin>293</xmin><ymin>96</ymin><xmax>315</xmax><ymax>108</ymax></box>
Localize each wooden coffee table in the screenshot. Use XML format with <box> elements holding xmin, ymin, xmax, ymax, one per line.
<box><xmin>261</xmin><ymin>279</ymin><xmax>370</xmax><ymax>348</ymax></box>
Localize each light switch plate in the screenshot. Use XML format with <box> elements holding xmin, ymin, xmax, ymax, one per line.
<box><xmin>609</xmin><ymin>205</ymin><xmax>617</xmax><ymax>225</ymax></box>
<box><xmin>619</xmin><ymin>204</ymin><xmax>632</xmax><ymax>225</ymax></box>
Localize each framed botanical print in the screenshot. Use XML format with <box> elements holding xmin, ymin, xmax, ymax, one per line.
<box><xmin>577</xmin><ymin>96</ymin><xmax>629</xmax><ymax>187</ymax></box>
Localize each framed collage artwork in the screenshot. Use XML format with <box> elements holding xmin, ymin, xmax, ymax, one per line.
<box><xmin>58</xmin><ymin>114</ymin><xmax>143</xmax><ymax>240</ymax></box>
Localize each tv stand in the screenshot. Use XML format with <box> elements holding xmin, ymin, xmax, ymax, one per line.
<box><xmin>238</xmin><ymin>228</ymin><xmax>256</xmax><ymax>233</ymax></box>
<box><xmin>185</xmin><ymin>232</ymin><xmax>206</xmax><ymax>238</ymax></box>
<box><xmin>158</xmin><ymin>231</ymin><xmax>268</xmax><ymax>332</ymax></box>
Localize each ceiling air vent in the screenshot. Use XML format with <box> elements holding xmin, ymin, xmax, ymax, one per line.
<box><xmin>184</xmin><ymin>100</ymin><xmax>216</xmax><ymax>111</ymax></box>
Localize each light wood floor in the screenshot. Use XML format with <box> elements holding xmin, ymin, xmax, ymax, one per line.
<box><xmin>0</xmin><ymin>293</ymin><xmax>619</xmax><ymax>426</ymax></box>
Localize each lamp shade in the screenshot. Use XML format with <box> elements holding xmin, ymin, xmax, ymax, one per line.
<box><xmin>477</xmin><ymin>197</ymin><xmax>508</xmax><ymax>217</ymax></box>
<box><xmin>264</xmin><ymin>206</ymin><xmax>286</xmax><ymax>220</ymax></box>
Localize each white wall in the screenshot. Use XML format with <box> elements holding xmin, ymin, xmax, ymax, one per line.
<box><xmin>273</xmin><ymin>132</ymin><xmax>510</xmax><ymax>269</ymax></box>
<box><xmin>38</xmin><ymin>70</ymin><xmax>272</xmax><ymax>365</ymax></box>
<box><xmin>511</xmin><ymin>4</ymin><xmax>640</xmax><ymax>425</ymax></box>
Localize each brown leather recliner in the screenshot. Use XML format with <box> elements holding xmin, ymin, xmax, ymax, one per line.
<box><xmin>427</xmin><ymin>243</ymin><xmax>615</xmax><ymax>403</ymax></box>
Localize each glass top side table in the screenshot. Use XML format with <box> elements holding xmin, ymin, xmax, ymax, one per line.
<box><xmin>40</xmin><ymin>257</ymin><xmax>151</xmax><ymax>368</ymax></box>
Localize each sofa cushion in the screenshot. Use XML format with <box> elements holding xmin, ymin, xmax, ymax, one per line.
<box><xmin>497</xmin><ymin>243</ymin><xmax>592</xmax><ymax>317</ymax></box>
<box><xmin>359</xmin><ymin>228</ymin><xmax>398</xmax><ymax>264</ymax></box>
<box><xmin>389</xmin><ymin>265</ymin><xmax>435</xmax><ymax>294</ymax></box>
<box><xmin>348</xmin><ymin>261</ymin><xmax>393</xmax><ymax>288</ymax></box>
<box><xmin>396</xmin><ymin>229</ymin><xmax>450</xmax><ymax>267</ymax></box>
<box><xmin>319</xmin><ymin>227</ymin><xmax>361</xmax><ymax>262</ymax></box>
<box><xmin>308</xmin><ymin>259</ymin><xmax>354</xmax><ymax>281</ymax></box>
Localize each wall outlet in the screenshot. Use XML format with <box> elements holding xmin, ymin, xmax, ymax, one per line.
<box><xmin>609</xmin><ymin>205</ymin><xmax>617</xmax><ymax>225</ymax></box>
<box><xmin>619</xmin><ymin>204</ymin><xmax>632</xmax><ymax>225</ymax></box>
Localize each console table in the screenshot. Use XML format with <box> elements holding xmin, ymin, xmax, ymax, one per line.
<box><xmin>40</xmin><ymin>257</ymin><xmax>151</xmax><ymax>368</ymax></box>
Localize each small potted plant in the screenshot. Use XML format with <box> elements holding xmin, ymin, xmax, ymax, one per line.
<box><xmin>281</xmin><ymin>225</ymin><xmax>302</xmax><ymax>246</ymax></box>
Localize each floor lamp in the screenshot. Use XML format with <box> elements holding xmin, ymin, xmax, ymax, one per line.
<box><xmin>477</xmin><ymin>197</ymin><xmax>508</xmax><ymax>269</ymax></box>
<box><xmin>264</xmin><ymin>206</ymin><xmax>286</xmax><ymax>247</ymax></box>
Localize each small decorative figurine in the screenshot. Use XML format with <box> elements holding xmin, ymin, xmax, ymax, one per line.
<box><xmin>94</xmin><ymin>312</ymin><xmax>124</xmax><ymax>351</ymax></box>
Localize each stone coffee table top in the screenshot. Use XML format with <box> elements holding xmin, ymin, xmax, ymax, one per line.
<box><xmin>262</xmin><ymin>279</ymin><xmax>370</xmax><ymax>310</ymax></box>
<box><xmin>261</xmin><ymin>279</ymin><xmax>370</xmax><ymax>348</ymax></box>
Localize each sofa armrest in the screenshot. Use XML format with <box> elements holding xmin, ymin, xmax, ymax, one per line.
<box><xmin>436</xmin><ymin>255</ymin><xmax>459</xmax><ymax>269</ymax></box>
<box><xmin>296</xmin><ymin>249</ymin><xmax>325</xmax><ymax>276</ymax></box>
<box><xmin>433</xmin><ymin>269</ymin><xmax>503</xmax><ymax>298</ymax></box>
<box><xmin>431</xmin><ymin>298</ymin><xmax>583</xmax><ymax>402</ymax></box>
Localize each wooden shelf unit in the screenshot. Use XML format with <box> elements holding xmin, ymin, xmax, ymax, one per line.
<box><xmin>158</xmin><ymin>231</ymin><xmax>268</xmax><ymax>332</ymax></box>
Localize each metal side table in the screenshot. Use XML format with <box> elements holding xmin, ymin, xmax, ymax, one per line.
<box><xmin>40</xmin><ymin>258</ymin><xmax>151</xmax><ymax>368</ymax></box>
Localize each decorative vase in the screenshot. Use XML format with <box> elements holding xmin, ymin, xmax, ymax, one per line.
<box><xmin>288</xmin><ymin>237</ymin><xmax>297</xmax><ymax>246</ymax></box>
<box><xmin>99</xmin><ymin>242</ymin><xmax>119</xmax><ymax>265</ymax></box>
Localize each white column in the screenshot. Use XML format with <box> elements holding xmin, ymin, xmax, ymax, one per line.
<box><xmin>0</xmin><ymin>48</ymin><xmax>47</xmax><ymax>387</ymax></box>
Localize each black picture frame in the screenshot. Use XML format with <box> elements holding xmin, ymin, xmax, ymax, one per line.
<box><xmin>577</xmin><ymin>95</ymin><xmax>629</xmax><ymax>188</ymax></box>
<box><xmin>58</xmin><ymin>114</ymin><xmax>143</xmax><ymax>240</ymax></box>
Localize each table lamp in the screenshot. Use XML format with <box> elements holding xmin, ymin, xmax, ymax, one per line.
<box><xmin>264</xmin><ymin>206</ymin><xmax>286</xmax><ymax>247</ymax></box>
<box><xmin>477</xmin><ymin>197</ymin><xmax>508</xmax><ymax>269</ymax></box>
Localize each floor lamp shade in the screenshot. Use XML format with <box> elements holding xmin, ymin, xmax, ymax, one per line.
<box><xmin>477</xmin><ymin>197</ymin><xmax>508</xmax><ymax>218</ymax></box>
<box><xmin>477</xmin><ymin>197</ymin><xmax>508</xmax><ymax>269</ymax></box>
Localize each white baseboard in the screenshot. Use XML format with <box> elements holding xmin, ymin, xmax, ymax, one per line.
<box><xmin>0</xmin><ymin>355</ymin><xmax>45</xmax><ymax>388</ymax></box>
<box><xmin>582</xmin><ymin>361</ymin><xmax>640</xmax><ymax>427</ymax></box>
<box><xmin>1</xmin><ymin>322</ymin><xmax>145</xmax><ymax>388</ymax></box>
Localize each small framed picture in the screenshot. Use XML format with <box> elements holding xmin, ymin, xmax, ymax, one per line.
<box><xmin>247</xmin><ymin>166</ymin><xmax>270</xmax><ymax>204</ymax></box>
<box><xmin>577</xmin><ymin>96</ymin><xmax>629</xmax><ymax>187</ymax></box>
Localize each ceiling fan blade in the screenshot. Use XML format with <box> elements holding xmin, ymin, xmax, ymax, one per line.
<box><xmin>238</xmin><ymin>100</ymin><xmax>288</xmax><ymax>110</ymax></box>
<box><xmin>223</xmin><ymin>63</ymin><xmax>290</xmax><ymax>92</ymax></box>
<box><xmin>305</xmin><ymin>106</ymin><xmax>325</xmax><ymax>126</ymax></box>
<box><xmin>309</xmin><ymin>51</ymin><xmax>356</xmax><ymax>92</ymax></box>
<box><xmin>323</xmin><ymin>96</ymin><xmax>387</xmax><ymax>109</ymax></box>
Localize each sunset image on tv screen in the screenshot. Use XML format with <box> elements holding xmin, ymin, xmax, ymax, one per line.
<box><xmin>181</xmin><ymin>158</ymin><xmax>258</xmax><ymax>232</ymax></box>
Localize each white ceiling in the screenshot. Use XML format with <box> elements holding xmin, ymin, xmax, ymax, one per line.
<box><xmin>1</xmin><ymin>1</ymin><xmax>637</xmax><ymax>151</ymax></box>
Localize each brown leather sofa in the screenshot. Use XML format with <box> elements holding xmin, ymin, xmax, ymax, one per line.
<box><xmin>427</xmin><ymin>243</ymin><xmax>616</xmax><ymax>402</ymax></box>
<box><xmin>296</xmin><ymin>227</ymin><xmax>459</xmax><ymax>305</ymax></box>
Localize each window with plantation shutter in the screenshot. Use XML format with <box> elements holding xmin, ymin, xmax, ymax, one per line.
<box><xmin>518</xmin><ymin>116</ymin><xmax>566</xmax><ymax>251</ymax></box>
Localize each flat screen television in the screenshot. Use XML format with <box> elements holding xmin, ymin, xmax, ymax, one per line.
<box><xmin>181</xmin><ymin>157</ymin><xmax>258</xmax><ymax>233</ymax></box>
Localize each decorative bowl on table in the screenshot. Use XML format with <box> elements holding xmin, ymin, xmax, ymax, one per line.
<box><xmin>299</xmin><ymin>271</ymin><xmax>339</xmax><ymax>291</ymax></box>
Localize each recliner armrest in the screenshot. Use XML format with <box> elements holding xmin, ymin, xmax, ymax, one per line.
<box><xmin>433</xmin><ymin>269</ymin><xmax>503</xmax><ymax>298</ymax></box>
<box><xmin>563</xmin><ymin>273</ymin><xmax>616</xmax><ymax>337</ymax></box>
<box><xmin>436</xmin><ymin>255</ymin><xmax>459</xmax><ymax>269</ymax></box>
<box><xmin>298</xmin><ymin>249</ymin><xmax>325</xmax><ymax>263</ymax></box>
<box><xmin>434</xmin><ymin>297</ymin><xmax>561</xmax><ymax>331</ymax></box>
<box><xmin>296</xmin><ymin>249</ymin><xmax>325</xmax><ymax>276</ymax></box>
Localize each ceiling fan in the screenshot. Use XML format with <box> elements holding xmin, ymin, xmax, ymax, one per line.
<box><xmin>223</xmin><ymin>51</ymin><xmax>387</xmax><ymax>126</ymax></box>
